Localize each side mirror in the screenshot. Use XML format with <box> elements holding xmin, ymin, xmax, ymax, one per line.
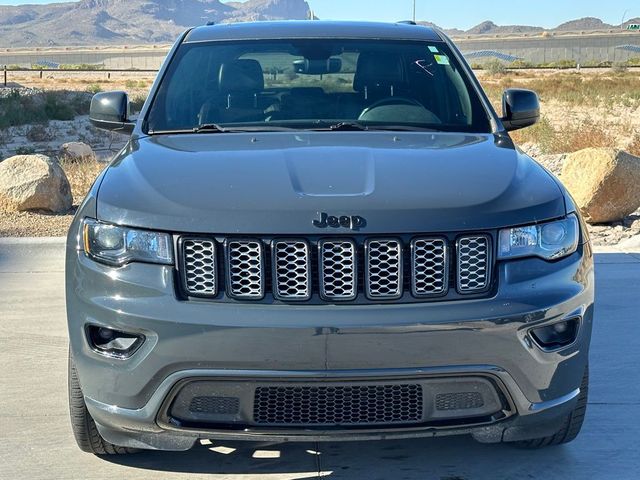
<box><xmin>501</xmin><ymin>88</ymin><xmax>540</xmax><ymax>131</ymax></box>
<box><xmin>89</xmin><ymin>91</ymin><xmax>135</xmax><ymax>133</ymax></box>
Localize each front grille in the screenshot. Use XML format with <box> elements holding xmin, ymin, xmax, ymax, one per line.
<box><xmin>226</xmin><ymin>240</ymin><xmax>264</xmax><ymax>299</ymax></box>
<box><xmin>319</xmin><ymin>240</ymin><xmax>357</xmax><ymax>301</ymax></box>
<box><xmin>411</xmin><ymin>238</ymin><xmax>448</xmax><ymax>297</ymax></box>
<box><xmin>457</xmin><ymin>235</ymin><xmax>491</xmax><ymax>293</ymax></box>
<box><xmin>182</xmin><ymin>239</ymin><xmax>217</xmax><ymax>296</ymax></box>
<box><xmin>179</xmin><ymin>234</ymin><xmax>493</xmax><ymax>303</ymax></box>
<box><xmin>253</xmin><ymin>384</ymin><xmax>423</xmax><ymax>426</ymax></box>
<box><xmin>366</xmin><ymin>239</ymin><xmax>402</xmax><ymax>299</ymax></box>
<box><xmin>273</xmin><ymin>240</ymin><xmax>311</xmax><ymax>300</ymax></box>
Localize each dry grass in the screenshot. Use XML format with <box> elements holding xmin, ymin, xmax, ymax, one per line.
<box><xmin>628</xmin><ymin>134</ymin><xmax>640</xmax><ymax>157</ymax></box>
<box><xmin>511</xmin><ymin>116</ymin><xmax>612</xmax><ymax>154</ymax></box>
<box><xmin>59</xmin><ymin>157</ymin><xmax>105</xmax><ymax>204</ymax></box>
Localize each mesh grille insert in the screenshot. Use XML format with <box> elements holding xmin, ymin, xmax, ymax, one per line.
<box><xmin>189</xmin><ymin>396</ymin><xmax>240</xmax><ymax>415</ymax></box>
<box><xmin>411</xmin><ymin>238</ymin><xmax>448</xmax><ymax>297</ymax></box>
<box><xmin>273</xmin><ymin>240</ymin><xmax>311</xmax><ymax>300</ymax></box>
<box><xmin>366</xmin><ymin>240</ymin><xmax>402</xmax><ymax>299</ymax></box>
<box><xmin>457</xmin><ymin>235</ymin><xmax>491</xmax><ymax>293</ymax></box>
<box><xmin>227</xmin><ymin>240</ymin><xmax>264</xmax><ymax>299</ymax></box>
<box><xmin>435</xmin><ymin>392</ymin><xmax>484</xmax><ymax>411</ymax></box>
<box><xmin>319</xmin><ymin>240</ymin><xmax>357</xmax><ymax>301</ymax></box>
<box><xmin>254</xmin><ymin>384</ymin><xmax>423</xmax><ymax>426</ymax></box>
<box><xmin>182</xmin><ymin>239</ymin><xmax>217</xmax><ymax>296</ymax></box>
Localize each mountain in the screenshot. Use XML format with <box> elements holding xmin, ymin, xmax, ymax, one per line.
<box><xmin>0</xmin><ymin>4</ymin><xmax>630</xmax><ymax>48</ymax></box>
<box><xmin>0</xmin><ymin>0</ymin><xmax>311</xmax><ymax>47</ymax></box>
<box><xmin>555</xmin><ymin>17</ymin><xmax>613</xmax><ymax>31</ymax></box>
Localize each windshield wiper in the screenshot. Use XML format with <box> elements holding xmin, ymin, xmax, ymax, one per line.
<box><xmin>325</xmin><ymin>122</ymin><xmax>369</xmax><ymax>131</ymax></box>
<box><xmin>193</xmin><ymin>123</ymin><xmax>229</xmax><ymax>133</ymax></box>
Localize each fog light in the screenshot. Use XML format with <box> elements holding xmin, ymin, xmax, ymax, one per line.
<box><xmin>86</xmin><ymin>325</ymin><xmax>144</xmax><ymax>358</ymax></box>
<box><xmin>530</xmin><ymin>318</ymin><xmax>579</xmax><ymax>350</ymax></box>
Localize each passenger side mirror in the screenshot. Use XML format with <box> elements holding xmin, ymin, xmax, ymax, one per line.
<box><xmin>501</xmin><ymin>88</ymin><xmax>540</xmax><ymax>131</ymax></box>
<box><xmin>89</xmin><ymin>91</ymin><xmax>135</xmax><ymax>133</ymax></box>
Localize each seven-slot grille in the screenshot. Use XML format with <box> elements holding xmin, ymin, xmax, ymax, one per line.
<box><xmin>179</xmin><ymin>235</ymin><xmax>492</xmax><ymax>302</ymax></box>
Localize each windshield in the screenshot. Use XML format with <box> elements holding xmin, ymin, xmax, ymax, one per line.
<box><xmin>145</xmin><ymin>39</ymin><xmax>491</xmax><ymax>133</ymax></box>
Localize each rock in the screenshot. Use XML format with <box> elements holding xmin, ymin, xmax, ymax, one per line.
<box><xmin>0</xmin><ymin>154</ymin><xmax>72</xmax><ymax>213</ymax></box>
<box><xmin>60</xmin><ymin>141</ymin><xmax>94</xmax><ymax>161</ymax></box>
<box><xmin>561</xmin><ymin>148</ymin><xmax>640</xmax><ymax>224</ymax></box>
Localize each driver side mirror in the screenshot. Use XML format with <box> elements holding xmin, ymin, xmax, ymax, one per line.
<box><xmin>89</xmin><ymin>91</ymin><xmax>135</xmax><ymax>133</ymax></box>
<box><xmin>501</xmin><ymin>88</ymin><xmax>540</xmax><ymax>131</ymax></box>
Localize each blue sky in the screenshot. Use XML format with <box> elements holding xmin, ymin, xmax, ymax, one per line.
<box><xmin>0</xmin><ymin>0</ymin><xmax>636</xmax><ymax>30</ymax></box>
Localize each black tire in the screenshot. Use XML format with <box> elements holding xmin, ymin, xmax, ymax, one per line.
<box><xmin>68</xmin><ymin>349</ymin><xmax>139</xmax><ymax>455</ymax></box>
<box><xmin>515</xmin><ymin>364</ymin><xmax>589</xmax><ymax>448</ymax></box>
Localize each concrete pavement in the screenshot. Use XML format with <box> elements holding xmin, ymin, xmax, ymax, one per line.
<box><xmin>1</xmin><ymin>238</ymin><xmax>639</xmax><ymax>480</ymax></box>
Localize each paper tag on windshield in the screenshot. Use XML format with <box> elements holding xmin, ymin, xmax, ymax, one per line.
<box><xmin>434</xmin><ymin>54</ymin><xmax>450</xmax><ymax>65</ymax></box>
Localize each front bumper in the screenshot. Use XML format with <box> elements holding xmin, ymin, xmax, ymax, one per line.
<box><xmin>66</xmin><ymin>242</ymin><xmax>594</xmax><ymax>450</ymax></box>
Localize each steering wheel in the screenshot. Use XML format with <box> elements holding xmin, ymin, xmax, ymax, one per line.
<box><xmin>359</xmin><ymin>97</ymin><xmax>425</xmax><ymax>119</ymax></box>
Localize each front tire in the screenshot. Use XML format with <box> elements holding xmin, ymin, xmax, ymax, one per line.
<box><xmin>515</xmin><ymin>364</ymin><xmax>589</xmax><ymax>448</ymax></box>
<box><xmin>68</xmin><ymin>349</ymin><xmax>139</xmax><ymax>455</ymax></box>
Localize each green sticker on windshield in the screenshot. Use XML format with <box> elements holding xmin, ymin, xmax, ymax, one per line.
<box><xmin>434</xmin><ymin>54</ymin><xmax>450</xmax><ymax>65</ymax></box>
<box><xmin>428</xmin><ymin>45</ymin><xmax>439</xmax><ymax>53</ymax></box>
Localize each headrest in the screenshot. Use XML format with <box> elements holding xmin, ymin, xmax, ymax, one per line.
<box><xmin>353</xmin><ymin>52</ymin><xmax>405</xmax><ymax>93</ymax></box>
<box><xmin>219</xmin><ymin>59</ymin><xmax>264</xmax><ymax>94</ymax></box>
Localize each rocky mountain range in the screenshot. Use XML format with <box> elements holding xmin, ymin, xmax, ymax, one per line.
<box><xmin>0</xmin><ymin>0</ymin><xmax>636</xmax><ymax>48</ymax></box>
<box><xmin>0</xmin><ymin>0</ymin><xmax>312</xmax><ymax>47</ymax></box>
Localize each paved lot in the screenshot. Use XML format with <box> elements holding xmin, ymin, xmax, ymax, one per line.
<box><xmin>1</xmin><ymin>238</ymin><xmax>639</xmax><ymax>480</ymax></box>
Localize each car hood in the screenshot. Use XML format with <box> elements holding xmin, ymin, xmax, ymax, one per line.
<box><xmin>97</xmin><ymin>132</ymin><xmax>565</xmax><ymax>234</ymax></box>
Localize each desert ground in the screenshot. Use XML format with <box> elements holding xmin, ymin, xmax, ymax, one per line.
<box><xmin>1</xmin><ymin>67</ymin><xmax>639</xmax><ymax>242</ymax></box>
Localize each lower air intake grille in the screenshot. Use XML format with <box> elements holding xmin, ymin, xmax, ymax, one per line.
<box><xmin>253</xmin><ymin>384</ymin><xmax>423</xmax><ymax>426</ymax></box>
<box><xmin>189</xmin><ymin>396</ymin><xmax>240</xmax><ymax>415</ymax></box>
<box><xmin>435</xmin><ymin>392</ymin><xmax>484</xmax><ymax>411</ymax></box>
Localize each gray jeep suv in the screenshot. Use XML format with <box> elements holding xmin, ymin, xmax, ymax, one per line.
<box><xmin>66</xmin><ymin>21</ymin><xmax>593</xmax><ymax>455</ymax></box>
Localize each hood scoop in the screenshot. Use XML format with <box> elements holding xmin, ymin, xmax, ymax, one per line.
<box><xmin>286</xmin><ymin>150</ymin><xmax>375</xmax><ymax>197</ymax></box>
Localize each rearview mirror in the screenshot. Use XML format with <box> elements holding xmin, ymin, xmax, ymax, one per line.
<box><xmin>89</xmin><ymin>91</ymin><xmax>135</xmax><ymax>133</ymax></box>
<box><xmin>293</xmin><ymin>58</ymin><xmax>342</xmax><ymax>75</ymax></box>
<box><xmin>501</xmin><ymin>88</ymin><xmax>540</xmax><ymax>131</ymax></box>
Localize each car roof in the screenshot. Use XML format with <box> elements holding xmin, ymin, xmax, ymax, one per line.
<box><xmin>183</xmin><ymin>20</ymin><xmax>444</xmax><ymax>44</ymax></box>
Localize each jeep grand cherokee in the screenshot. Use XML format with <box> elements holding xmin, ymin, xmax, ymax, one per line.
<box><xmin>66</xmin><ymin>21</ymin><xmax>593</xmax><ymax>454</ymax></box>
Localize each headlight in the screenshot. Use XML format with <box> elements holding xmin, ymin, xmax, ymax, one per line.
<box><xmin>498</xmin><ymin>214</ymin><xmax>579</xmax><ymax>261</ymax></box>
<box><xmin>82</xmin><ymin>218</ymin><xmax>173</xmax><ymax>266</ymax></box>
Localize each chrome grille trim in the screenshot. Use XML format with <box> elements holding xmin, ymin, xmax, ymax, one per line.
<box><xmin>182</xmin><ymin>239</ymin><xmax>217</xmax><ymax>297</ymax></box>
<box><xmin>226</xmin><ymin>239</ymin><xmax>264</xmax><ymax>300</ymax></box>
<box><xmin>319</xmin><ymin>239</ymin><xmax>357</xmax><ymax>301</ymax></box>
<box><xmin>365</xmin><ymin>239</ymin><xmax>403</xmax><ymax>299</ymax></box>
<box><xmin>457</xmin><ymin>235</ymin><xmax>492</xmax><ymax>294</ymax></box>
<box><xmin>272</xmin><ymin>240</ymin><xmax>311</xmax><ymax>301</ymax></box>
<box><xmin>411</xmin><ymin>238</ymin><xmax>448</xmax><ymax>297</ymax></box>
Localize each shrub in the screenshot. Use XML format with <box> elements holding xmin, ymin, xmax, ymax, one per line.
<box><xmin>44</xmin><ymin>93</ymin><xmax>75</xmax><ymax>121</ymax></box>
<box><xmin>485</xmin><ymin>59</ymin><xmax>507</xmax><ymax>76</ymax></box>
<box><xmin>86</xmin><ymin>84</ymin><xmax>102</xmax><ymax>94</ymax></box>
<box><xmin>25</xmin><ymin>124</ymin><xmax>55</xmax><ymax>142</ymax></box>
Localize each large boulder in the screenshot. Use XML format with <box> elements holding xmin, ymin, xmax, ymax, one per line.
<box><xmin>0</xmin><ymin>154</ymin><xmax>72</xmax><ymax>213</ymax></box>
<box><xmin>561</xmin><ymin>148</ymin><xmax>640</xmax><ymax>224</ymax></box>
<box><xmin>60</xmin><ymin>142</ymin><xmax>94</xmax><ymax>161</ymax></box>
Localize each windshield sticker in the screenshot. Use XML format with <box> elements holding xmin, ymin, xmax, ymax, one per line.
<box><xmin>428</xmin><ymin>46</ymin><xmax>439</xmax><ymax>53</ymax></box>
<box><xmin>434</xmin><ymin>54</ymin><xmax>450</xmax><ymax>66</ymax></box>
